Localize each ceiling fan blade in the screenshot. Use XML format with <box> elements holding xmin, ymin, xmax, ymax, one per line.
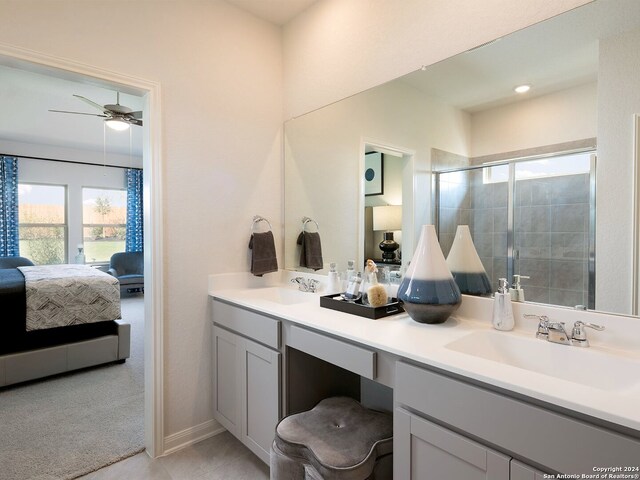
<box><xmin>49</xmin><ymin>109</ymin><xmax>108</xmax><ymax>118</ymax></box>
<box><xmin>127</xmin><ymin>117</ymin><xmax>143</xmax><ymax>127</ymax></box>
<box><xmin>73</xmin><ymin>94</ymin><xmax>108</xmax><ymax>114</ymax></box>
<box><xmin>130</xmin><ymin>110</ymin><xmax>143</xmax><ymax>120</ymax></box>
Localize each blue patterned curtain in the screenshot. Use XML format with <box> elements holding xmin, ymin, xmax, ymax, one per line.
<box><xmin>126</xmin><ymin>168</ymin><xmax>144</xmax><ymax>252</ymax></box>
<box><xmin>0</xmin><ymin>156</ymin><xmax>19</xmax><ymax>257</ymax></box>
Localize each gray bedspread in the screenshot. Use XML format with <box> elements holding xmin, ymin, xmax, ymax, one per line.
<box><xmin>17</xmin><ymin>265</ymin><xmax>121</xmax><ymax>331</ymax></box>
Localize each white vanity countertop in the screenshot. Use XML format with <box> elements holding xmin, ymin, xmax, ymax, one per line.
<box><xmin>208</xmin><ymin>272</ymin><xmax>640</xmax><ymax>433</ymax></box>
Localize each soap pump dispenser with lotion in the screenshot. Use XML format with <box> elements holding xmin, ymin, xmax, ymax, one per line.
<box><xmin>493</xmin><ymin>278</ymin><xmax>514</xmax><ymax>331</ymax></box>
<box><xmin>510</xmin><ymin>274</ymin><xmax>530</xmax><ymax>302</ymax></box>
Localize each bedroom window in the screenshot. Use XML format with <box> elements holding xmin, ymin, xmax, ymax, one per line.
<box><xmin>82</xmin><ymin>187</ymin><xmax>127</xmax><ymax>263</ymax></box>
<box><xmin>18</xmin><ymin>183</ymin><xmax>68</xmax><ymax>264</ymax></box>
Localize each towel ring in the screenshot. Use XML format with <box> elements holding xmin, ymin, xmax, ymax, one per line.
<box><xmin>302</xmin><ymin>216</ymin><xmax>319</xmax><ymax>232</ymax></box>
<box><xmin>251</xmin><ymin>215</ymin><xmax>273</xmax><ymax>233</ymax></box>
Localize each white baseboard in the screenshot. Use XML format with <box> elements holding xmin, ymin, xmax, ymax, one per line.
<box><xmin>163</xmin><ymin>419</ymin><xmax>225</xmax><ymax>456</ymax></box>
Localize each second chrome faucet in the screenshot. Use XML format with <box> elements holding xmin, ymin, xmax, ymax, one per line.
<box><xmin>524</xmin><ymin>314</ymin><xmax>605</xmax><ymax>348</ymax></box>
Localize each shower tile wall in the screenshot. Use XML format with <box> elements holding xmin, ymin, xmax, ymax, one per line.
<box><xmin>438</xmin><ymin>171</ymin><xmax>590</xmax><ymax>308</ymax></box>
<box><xmin>515</xmin><ymin>173</ymin><xmax>590</xmax><ymax>307</ymax></box>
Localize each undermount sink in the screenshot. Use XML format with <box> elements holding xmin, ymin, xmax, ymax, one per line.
<box><xmin>239</xmin><ymin>287</ymin><xmax>317</xmax><ymax>305</ymax></box>
<box><xmin>445</xmin><ymin>330</ymin><xmax>640</xmax><ymax>392</ymax></box>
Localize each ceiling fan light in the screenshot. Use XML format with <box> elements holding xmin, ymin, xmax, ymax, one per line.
<box><xmin>105</xmin><ymin>118</ymin><xmax>130</xmax><ymax>131</ymax></box>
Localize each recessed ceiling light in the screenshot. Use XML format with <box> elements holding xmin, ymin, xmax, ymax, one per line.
<box><xmin>514</xmin><ymin>84</ymin><xmax>531</xmax><ymax>94</ymax></box>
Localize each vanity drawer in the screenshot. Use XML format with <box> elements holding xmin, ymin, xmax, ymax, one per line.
<box><xmin>288</xmin><ymin>325</ymin><xmax>376</xmax><ymax>379</ymax></box>
<box><xmin>396</xmin><ymin>361</ymin><xmax>640</xmax><ymax>475</ymax></box>
<box><xmin>212</xmin><ymin>299</ymin><xmax>280</xmax><ymax>349</ymax></box>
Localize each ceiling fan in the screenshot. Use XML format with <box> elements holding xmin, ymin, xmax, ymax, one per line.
<box><xmin>49</xmin><ymin>92</ymin><xmax>143</xmax><ymax>131</ymax></box>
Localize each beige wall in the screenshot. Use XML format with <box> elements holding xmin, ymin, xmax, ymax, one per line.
<box><xmin>470</xmin><ymin>82</ymin><xmax>597</xmax><ymax>157</ymax></box>
<box><xmin>597</xmin><ymin>29</ymin><xmax>640</xmax><ymax>314</ymax></box>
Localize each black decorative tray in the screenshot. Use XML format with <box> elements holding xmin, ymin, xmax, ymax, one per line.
<box><xmin>319</xmin><ymin>294</ymin><xmax>404</xmax><ymax>319</ymax></box>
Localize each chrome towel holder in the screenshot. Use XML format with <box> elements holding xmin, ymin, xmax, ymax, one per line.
<box><xmin>251</xmin><ymin>215</ymin><xmax>273</xmax><ymax>233</ymax></box>
<box><xmin>302</xmin><ymin>216</ymin><xmax>319</xmax><ymax>232</ymax></box>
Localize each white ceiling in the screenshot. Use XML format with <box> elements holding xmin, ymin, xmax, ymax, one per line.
<box><xmin>224</xmin><ymin>0</ymin><xmax>318</xmax><ymax>25</ymax></box>
<box><xmin>400</xmin><ymin>0</ymin><xmax>640</xmax><ymax>113</ymax></box>
<box><xmin>0</xmin><ymin>64</ymin><xmax>144</xmax><ymax>158</ymax></box>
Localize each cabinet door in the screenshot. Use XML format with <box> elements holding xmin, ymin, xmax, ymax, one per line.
<box><xmin>395</xmin><ymin>408</ymin><xmax>510</xmax><ymax>480</ymax></box>
<box><xmin>213</xmin><ymin>326</ymin><xmax>242</xmax><ymax>436</ymax></box>
<box><xmin>511</xmin><ymin>460</ymin><xmax>547</xmax><ymax>480</ymax></box>
<box><xmin>241</xmin><ymin>336</ymin><xmax>281</xmax><ymax>464</ymax></box>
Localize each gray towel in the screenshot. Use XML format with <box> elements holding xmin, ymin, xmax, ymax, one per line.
<box><xmin>249</xmin><ymin>231</ymin><xmax>278</xmax><ymax>276</ymax></box>
<box><xmin>296</xmin><ymin>231</ymin><xmax>323</xmax><ymax>271</ymax></box>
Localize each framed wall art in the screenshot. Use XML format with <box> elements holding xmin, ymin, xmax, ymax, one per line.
<box><xmin>364</xmin><ymin>152</ymin><xmax>383</xmax><ymax>196</ymax></box>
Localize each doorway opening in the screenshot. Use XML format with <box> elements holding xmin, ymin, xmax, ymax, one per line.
<box><xmin>0</xmin><ymin>43</ymin><xmax>164</xmax><ymax>472</ymax></box>
<box><xmin>359</xmin><ymin>141</ymin><xmax>415</xmax><ymax>275</ymax></box>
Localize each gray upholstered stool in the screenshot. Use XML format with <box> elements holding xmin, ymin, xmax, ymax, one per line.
<box><xmin>270</xmin><ymin>397</ymin><xmax>393</xmax><ymax>480</ymax></box>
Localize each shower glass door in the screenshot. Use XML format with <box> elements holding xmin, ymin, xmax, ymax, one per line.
<box><xmin>435</xmin><ymin>150</ymin><xmax>595</xmax><ymax>309</ymax></box>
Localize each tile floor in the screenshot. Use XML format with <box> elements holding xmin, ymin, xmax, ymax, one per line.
<box><xmin>78</xmin><ymin>431</ymin><xmax>269</xmax><ymax>480</ymax></box>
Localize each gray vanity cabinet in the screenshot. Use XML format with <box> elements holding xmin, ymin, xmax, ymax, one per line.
<box><xmin>213</xmin><ymin>325</ymin><xmax>242</xmax><ymax>437</ymax></box>
<box><xmin>394</xmin><ymin>407</ymin><xmax>510</xmax><ymax>479</ymax></box>
<box><xmin>212</xmin><ymin>301</ymin><xmax>282</xmax><ymax>465</ymax></box>
<box><xmin>395</xmin><ymin>361</ymin><xmax>640</xmax><ymax>477</ymax></box>
<box><xmin>511</xmin><ymin>460</ymin><xmax>546</xmax><ymax>480</ymax></box>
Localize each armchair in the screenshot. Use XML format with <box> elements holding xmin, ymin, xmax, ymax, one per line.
<box><xmin>108</xmin><ymin>251</ymin><xmax>144</xmax><ymax>293</ymax></box>
<box><xmin>0</xmin><ymin>256</ymin><xmax>35</xmax><ymax>269</ymax></box>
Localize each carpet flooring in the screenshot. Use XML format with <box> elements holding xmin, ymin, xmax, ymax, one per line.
<box><xmin>0</xmin><ymin>295</ymin><xmax>145</xmax><ymax>480</ymax></box>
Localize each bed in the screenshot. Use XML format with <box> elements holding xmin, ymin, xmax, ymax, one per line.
<box><xmin>0</xmin><ymin>261</ymin><xmax>130</xmax><ymax>387</ymax></box>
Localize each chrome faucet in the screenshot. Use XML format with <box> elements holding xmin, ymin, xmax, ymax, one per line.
<box><xmin>547</xmin><ymin>321</ymin><xmax>571</xmax><ymax>345</ymax></box>
<box><xmin>570</xmin><ymin>320</ymin><xmax>605</xmax><ymax>347</ymax></box>
<box><xmin>524</xmin><ymin>315</ymin><xmax>604</xmax><ymax>347</ymax></box>
<box><xmin>526</xmin><ymin>314</ymin><xmax>550</xmax><ymax>340</ymax></box>
<box><xmin>291</xmin><ymin>277</ymin><xmax>320</xmax><ymax>293</ymax></box>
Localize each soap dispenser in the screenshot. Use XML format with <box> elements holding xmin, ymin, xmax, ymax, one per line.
<box><xmin>510</xmin><ymin>274</ymin><xmax>530</xmax><ymax>302</ymax></box>
<box><xmin>327</xmin><ymin>262</ymin><xmax>342</xmax><ymax>294</ymax></box>
<box><xmin>343</xmin><ymin>260</ymin><xmax>356</xmax><ymax>291</ymax></box>
<box><xmin>493</xmin><ymin>278</ymin><xmax>514</xmax><ymax>331</ymax></box>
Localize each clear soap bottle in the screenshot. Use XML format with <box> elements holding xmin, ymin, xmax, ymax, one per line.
<box><xmin>327</xmin><ymin>262</ymin><xmax>342</xmax><ymax>294</ymax></box>
<box><xmin>344</xmin><ymin>271</ymin><xmax>362</xmax><ymax>302</ymax></box>
<box><xmin>492</xmin><ymin>278</ymin><xmax>514</xmax><ymax>331</ymax></box>
<box><xmin>343</xmin><ymin>260</ymin><xmax>355</xmax><ymax>291</ymax></box>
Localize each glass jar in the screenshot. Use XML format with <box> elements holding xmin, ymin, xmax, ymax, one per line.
<box><xmin>362</xmin><ymin>271</ymin><xmax>389</xmax><ymax>307</ymax></box>
<box><xmin>344</xmin><ymin>271</ymin><xmax>363</xmax><ymax>302</ymax></box>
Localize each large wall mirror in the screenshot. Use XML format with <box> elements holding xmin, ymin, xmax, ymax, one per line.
<box><xmin>284</xmin><ymin>0</ymin><xmax>640</xmax><ymax>317</ymax></box>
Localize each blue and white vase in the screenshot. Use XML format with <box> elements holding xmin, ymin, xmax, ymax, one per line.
<box><xmin>398</xmin><ymin>225</ymin><xmax>461</xmax><ymax>324</ymax></box>
<box><xmin>446</xmin><ymin>225</ymin><xmax>492</xmax><ymax>296</ymax></box>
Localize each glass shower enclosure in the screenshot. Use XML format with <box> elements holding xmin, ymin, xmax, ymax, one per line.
<box><xmin>435</xmin><ymin>151</ymin><xmax>596</xmax><ymax>309</ymax></box>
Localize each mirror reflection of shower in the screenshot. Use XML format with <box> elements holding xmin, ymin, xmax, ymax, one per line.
<box><xmin>435</xmin><ymin>149</ymin><xmax>595</xmax><ymax>310</ymax></box>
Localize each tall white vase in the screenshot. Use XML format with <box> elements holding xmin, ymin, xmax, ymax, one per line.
<box><xmin>398</xmin><ymin>225</ymin><xmax>461</xmax><ymax>324</ymax></box>
<box><xmin>446</xmin><ymin>225</ymin><xmax>492</xmax><ymax>295</ymax></box>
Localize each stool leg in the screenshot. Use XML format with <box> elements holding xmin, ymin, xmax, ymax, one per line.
<box><xmin>369</xmin><ymin>452</ymin><xmax>393</xmax><ymax>480</ymax></box>
<box><xmin>270</xmin><ymin>441</ymin><xmax>307</xmax><ymax>480</ymax></box>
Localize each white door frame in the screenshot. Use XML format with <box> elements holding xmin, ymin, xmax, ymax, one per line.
<box><xmin>359</xmin><ymin>138</ymin><xmax>416</xmax><ymax>269</ymax></box>
<box><xmin>0</xmin><ymin>43</ymin><xmax>165</xmax><ymax>457</ymax></box>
